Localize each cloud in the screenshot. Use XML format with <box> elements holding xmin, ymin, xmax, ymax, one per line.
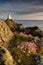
<box><xmin>0</xmin><ymin>0</ymin><xmax>43</xmax><ymax>4</ymax></box>
<box><xmin>15</xmin><ymin>7</ymin><xmax>43</xmax><ymax>15</ymax></box>
<box><xmin>0</xmin><ymin>1</ymin><xmax>43</xmax><ymax>17</ymax></box>
<box><xmin>0</xmin><ymin>0</ymin><xmax>43</xmax><ymax>20</ymax></box>
<box><xmin>13</xmin><ymin>12</ymin><xmax>43</xmax><ymax>20</ymax></box>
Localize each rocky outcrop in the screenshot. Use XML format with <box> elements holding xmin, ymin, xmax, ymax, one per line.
<box><xmin>0</xmin><ymin>20</ymin><xmax>15</xmax><ymax>65</ymax></box>
<box><xmin>0</xmin><ymin>20</ymin><xmax>13</xmax><ymax>47</ymax></box>
<box><xmin>20</xmin><ymin>26</ymin><xmax>43</xmax><ymax>38</ymax></box>
<box><xmin>5</xmin><ymin>19</ymin><xmax>23</xmax><ymax>32</ymax></box>
<box><xmin>0</xmin><ymin>46</ymin><xmax>16</xmax><ymax>65</ymax></box>
<box><xmin>5</xmin><ymin>18</ymin><xmax>43</xmax><ymax>38</ymax></box>
<box><xmin>5</xmin><ymin>19</ymin><xmax>18</xmax><ymax>32</ymax></box>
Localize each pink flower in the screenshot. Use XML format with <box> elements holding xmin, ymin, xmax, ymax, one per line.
<box><xmin>20</xmin><ymin>33</ymin><xmax>28</xmax><ymax>37</ymax></box>
<box><xmin>17</xmin><ymin>42</ymin><xmax>37</xmax><ymax>54</ymax></box>
<box><xmin>28</xmin><ymin>50</ymin><xmax>31</xmax><ymax>53</ymax></box>
<box><xmin>18</xmin><ymin>59</ymin><xmax>21</xmax><ymax>62</ymax></box>
<box><xmin>17</xmin><ymin>45</ymin><xmax>20</xmax><ymax>48</ymax></box>
<box><xmin>28</xmin><ymin>34</ymin><xmax>32</xmax><ymax>37</ymax></box>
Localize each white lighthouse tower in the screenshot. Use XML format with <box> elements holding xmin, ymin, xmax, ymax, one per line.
<box><xmin>8</xmin><ymin>14</ymin><xmax>12</xmax><ymax>19</ymax></box>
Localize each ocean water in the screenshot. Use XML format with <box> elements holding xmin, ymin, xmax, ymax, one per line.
<box><xmin>15</xmin><ymin>20</ymin><xmax>43</xmax><ymax>31</ymax></box>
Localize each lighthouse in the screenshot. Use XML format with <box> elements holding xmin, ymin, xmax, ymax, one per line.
<box><xmin>8</xmin><ymin>14</ymin><xmax>12</xmax><ymax>19</ymax></box>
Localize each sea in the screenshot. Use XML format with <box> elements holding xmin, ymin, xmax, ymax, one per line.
<box><xmin>15</xmin><ymin>20</ymin><xmax>43</xmax><ymax>31</ymax></box>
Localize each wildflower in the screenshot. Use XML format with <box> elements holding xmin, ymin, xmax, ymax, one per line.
<box><xmin>18</xmin><ymin>59</ymin><xmax>21</xmax><ymax>62</ymax></box>
<box><xmin>17</xmin><ymin>42</ymin><xmax>37</xmax><ymax>55</ymax></box>
<box><xmin>17</xmin><ymin>45</ymin><xmax>20</xmax><ymax>48</ymax></box>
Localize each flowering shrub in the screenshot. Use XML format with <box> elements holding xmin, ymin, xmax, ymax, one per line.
<box><xmin>17</xmin><ymin>42</ymin><xmax>37</xmax><ymax>55</ymax></box>
<box><xmin>12</xmin><ymin>44</ymin><xmax>40</xmax><ymax>65</ymax></box>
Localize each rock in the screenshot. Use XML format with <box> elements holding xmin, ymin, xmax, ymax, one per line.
<box><xmin>5</xmin><ymin>19</ymin><xmax>23</xmax><ymax>32</ymax></box>
<box><xmin>0</xmin><ymin>21</ymin><xmax>13</xmax><ymax>47</ymax></box>
<box><xmin>20</xmin><ymin>26</ymin><xmax>43</xmax><ymax>38</ymax></box>
<box><xmin>5</xmin><ymin>19</ymin><xmax>17</xmax><ymax>32</ymax></box>
<box><xmin>0</xmin><ymin>46</ymin><xmax>16</xmax><ymax>65</ymax></box>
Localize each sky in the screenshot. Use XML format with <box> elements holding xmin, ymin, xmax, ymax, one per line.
<box><xmin>0</xmin><ymin>0</ymin><xmax>43</xmax><ymax>20</ymax></box>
